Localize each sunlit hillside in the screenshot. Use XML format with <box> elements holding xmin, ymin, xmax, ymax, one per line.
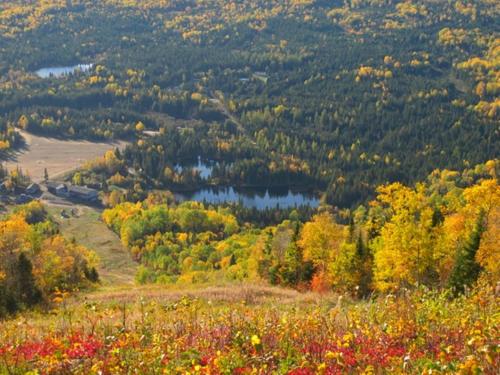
<box><xmin>0</xmin><ymin>1</ymin><xmax>498</xmax><ymax>374</ymax></box>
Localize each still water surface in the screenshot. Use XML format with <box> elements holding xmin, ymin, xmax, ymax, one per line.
<box><xmin>175</xmin><ymin>186</ymin><xmax>319</xmax><ymax>210</ymax></box>
<box><xmin>35</xmin><ymin>64</ymin><xmax>93</xmax><ymax>78</ymax></box>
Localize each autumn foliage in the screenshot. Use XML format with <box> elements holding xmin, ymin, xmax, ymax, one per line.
<box><xmin>100</xmin><ymin>162</ymin><xmax>500</xmax><ymax>297</ymax></box>
<box><xmin>0</xmin><ymin>283</ymin><xmax>498</xmax><ymax>374</ymax></box>
<box><xmin>0</xmin><ymin>202</ymin><xmax>98</xmax><ymax>317</ymax></box>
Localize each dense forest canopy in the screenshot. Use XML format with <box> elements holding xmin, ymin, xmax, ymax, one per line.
<box><xmin>0</xmin><ymin>3</ymin><xmax>499</xmax><ymax>373</ymax></box>
<box><xmin>0</xmin><ymin>0</ymin><xmax>498</xmax><ymax>208</ymax></box>
<box><xmin>101</xmin><ymin>161</ymin><xmax>499</xmax><ymax>294</ymax></box>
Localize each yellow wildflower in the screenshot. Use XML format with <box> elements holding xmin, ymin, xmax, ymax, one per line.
<box><xmin>251</xmin><ymin>335</ymin><xmax>261</xmax><ymax>346</ymax></box>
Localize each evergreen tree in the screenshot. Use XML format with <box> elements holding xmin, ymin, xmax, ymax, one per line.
<box><xmin>355</xmin><ymin>233</ymin><xmax>373</xmax><ymax>298</ymax></box>
<box><xmin>0</xmin><ymin>284</ymin><xmax>18</xmax><ymax>317</ymax></box>
<box><xmin>84</xmin><ymin>266</ymin><xmax>100</xmax><ymax>283</ymax></box>
<box><xmin>448</xmin><ymin>211</ymin><xmax>485</xmax><ymax>295</ymax></box>
<box><xmin>15</xmin><ymin>253</ymin><xmax>42</xmax><ymax>307</ymax></box>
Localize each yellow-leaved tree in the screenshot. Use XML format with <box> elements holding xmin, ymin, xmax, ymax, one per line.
<box><xmin>372</xmin><ymin>183</ymin><xmax>437</xmax><ymax>292</ymax></box>
<box><xmin>298</xmin><ymin>212</ymin><xmax>344</xmax><ymax>271</ymax></box>
<box><xmin>468</xmin><ymin>180</ymin><xmax>500</xmax><ymax>283</ymax></box>
<box><xmin>298</xmin><ymin>212</ymin><xmax>347</xmax><ymax>291</ymax></box>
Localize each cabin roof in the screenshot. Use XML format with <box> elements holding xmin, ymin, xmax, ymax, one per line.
<box><xmin>69</xmin><ymin>185</ymin><xmax>98</xmax><ymax>195</ymax></box>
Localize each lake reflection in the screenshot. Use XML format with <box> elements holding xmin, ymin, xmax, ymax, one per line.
<box><xmin>35</xmin><ymin>64</ymin><xmax>93</xmax><ymax>78</ymax></box>
<box><xmin>175</xmin><ymin>186</ymin><xmax>319</xmax><ymax>210</ymax></box>
<box><xmin>175</xmin><ymin>157</ymin><xmax>216</xmax><ymax>180</ymax></box>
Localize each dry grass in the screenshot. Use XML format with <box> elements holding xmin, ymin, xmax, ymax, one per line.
<box><xmin>3</xmin><ymin>130</ymin><xmax>127</xmax><ymax>182</ymax></box>
<box><xmin>78</xmin><ymin>283</ymin><xmax>339</xmax><ymax>307</ymax></box>
<box><xmin>47</xmin><ymin>205</ymin><xmax>138</xmax><ymax>286</ymax></box>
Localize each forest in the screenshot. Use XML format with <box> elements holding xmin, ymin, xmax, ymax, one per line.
<box><xmin>0</xmin><ymin>0</ymin><xmax>498</xmax><ymax>207</ymax></box>
<box><xmin>0</xmin><ymin>201</ymin><xmax>98</xmax><ymax>317</ymax></box>
<box><xmin>101</xmin><ymin>160</ymin><xmax>499</xmax><ymax>296</ymax></box>
<box><xmin>0</xmin><ymin>1</ymin><xmax>499</xmax><ymax>373</ymax></box>
<box><xmin>0</xmin><ymin>163</ymin><xmax>498</xmax><ymax>374</ymax></box>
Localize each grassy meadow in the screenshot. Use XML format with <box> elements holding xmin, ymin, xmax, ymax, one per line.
<box><xmin>0</xmin><ymin>282</ymin><xmax>498</xmax><ymax>374</ymax></box>
<box><xmin>45</xmin><ymin>205</ymin><xmax>137</xmax><ymax>287</ymax></box>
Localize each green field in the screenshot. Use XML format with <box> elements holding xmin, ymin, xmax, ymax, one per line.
<box><xmin>47</xmin><ymin>205</ymin><xmax>137</xmax><ymax>287</ymax></box>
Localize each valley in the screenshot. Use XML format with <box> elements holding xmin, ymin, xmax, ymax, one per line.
<box><xmin>0</xmin><ymin>1</ymin><xmax>498</xmax><ymax>373</ymax></box>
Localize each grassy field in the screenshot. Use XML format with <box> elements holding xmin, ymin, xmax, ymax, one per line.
<box><xmin>3</xmin><ymin>130</ymin><xmax>127</xmax><ymax>182</ymax></box>
<box><xmin>0</xmin><ymin>283</ymin><xmax>497</xmax><ymax>374</ymax></box>
<box><xmin>47</xmin><ymin>205</ymin><xmax>138</xmax><ymax>286</ymax></box>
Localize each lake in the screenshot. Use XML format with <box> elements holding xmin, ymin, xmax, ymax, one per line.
<box><xmin>175</xmin><ymin>186</ymin><xmax>319</xmax><ymax>210</ymax></box>
<box><xmin>35</xmin><ymin>64</ymin><xmax>93</xmax><ymax>78</ymax></box>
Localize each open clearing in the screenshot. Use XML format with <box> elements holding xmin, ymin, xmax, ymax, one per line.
<box><xmin>80</xmin><ymin>284</ymin><xmax>333</xmax><ymax>305</ymax></box>
<box><xmin>48</xmin><ymin>205</ymin><xmax>319</xmax><ymax>304</ymax></box>
<box><xmin>2</xmin><ymin>130</ymin><xmax>127</xmax><ymax>182</ymax></box>
<box><xmin>47</xmin><ymin>205</ymin><xmax>138</xmax><ymax>287</ymax></box>
<box><xmin>1</xmin><ymin>130</ymin><xmax>133</xmax><ymax>286</ymax></box>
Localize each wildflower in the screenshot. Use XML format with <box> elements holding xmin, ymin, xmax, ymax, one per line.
<box><xmin>251</xmin><ymin>335</ymin><xmax>261</xmax><ymax>347</ymax></box>
<box><xmin>325</xmin><ymin>351</ymin><xmax>335</xmax><ymax>360</ymax></box>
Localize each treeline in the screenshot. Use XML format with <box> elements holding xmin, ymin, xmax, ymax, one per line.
<box><xmin>0</xmin><ymin>202</ymin><xmax>98</xmax><ymax>318</ymax></box>
<box><xmin>78</xmin><ymin>102</ymin><xmax>497</xmax><ymax>208</ymax></box>
<box><xmin>0</xmin><ymin>119</ymin><xmax>21</xmax><ymax>152</ymax></box>
<box><xmin>0</xmin><ymin>86</ymin><xmax>213</xmax><ymax>141</ymax></box>
<box><xmin>102</xmin><ymin>161</ymin><xmax>499</xmax><ymax>295</ymax></box>
<box><xmin>122</xmin><ymin>125</ymin><xmax>323</xmax><ymax>189</ymax></box>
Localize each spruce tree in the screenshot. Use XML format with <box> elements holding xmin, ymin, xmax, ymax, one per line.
<box><xmin>15</xmin><ymin>253</ymin><xmax>42</xmax><ymax>307</ymax></box>
<box><xmin>448</xmin><ymin>211</ymin><xmax>485</xmax><ymax>295</ymax></box>
<box><xmin>356</xmin><ymin>233</ymin><xmax>373</xmax><ymax>298</ymax></box>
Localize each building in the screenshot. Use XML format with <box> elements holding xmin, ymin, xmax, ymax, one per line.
<box><xmin>56</xmin><ymin>184</ymin><xmax>69</xmax><ymax>197</ymax></box>
<box><xmin>16</xmin><ymin>194</ymin><xmax>33</xmax><ymax>204</ymax></box>
<box><xmin>26</xmin><ymin>183</ymin><xmax>41</xmax><ymax>195</ymax></box>
<box><xmin>252</xmin><ymin>72</ymin><xmax>269</xmax><ymax>84</ymax></box>
<box><xmin>68</xmin><ymin>185</ymin><xmax>99</xmax><ymax>202</ymax></box>
<box><xmin>47</xmin><ymin>182</ymin><xmax>69</xmax><ymax>197</ymax></box>
<box><xmin>46</xmin><ymin>181</ymin><xmax>60</xmax><ymax>194</ymax></box>
<box><xmin>46</xmin><ymin>182</ymin><xmax>99</xmax><ymax>202</ymax></box>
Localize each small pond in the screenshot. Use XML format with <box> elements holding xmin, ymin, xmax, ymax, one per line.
<box><xmin>35</xmin><ymin>64</ymin><xmax>93</xmax><ymax>78</ymax></box>
<box><xmin>175</xmin><ymin>186</ymin><xmax>320</xmax><ymax>210</ymax></box>
<box><xmin>174</xmin><ymin>157</ymin><xmax>217</xmax><ymax>180</ymax></box>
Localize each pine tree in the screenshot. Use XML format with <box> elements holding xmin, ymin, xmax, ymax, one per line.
<box><xmin>356</xmin><ymin>233</ymin><xmax>373</xmax><ymax>297</ymax></box>
<box><xmin>448</xmin><ymin>211</ymin><xmax>485</xmax><ymax>295</ymax></box>
<box><xmin>84</xmin><ymin>266</ymin><xmax>100</xmax><ymax>283</ymax></box>
<box><xmin>15</xmin><ymin>253</ymin><xmax>42</xmax><ymax>307</ymax></box>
